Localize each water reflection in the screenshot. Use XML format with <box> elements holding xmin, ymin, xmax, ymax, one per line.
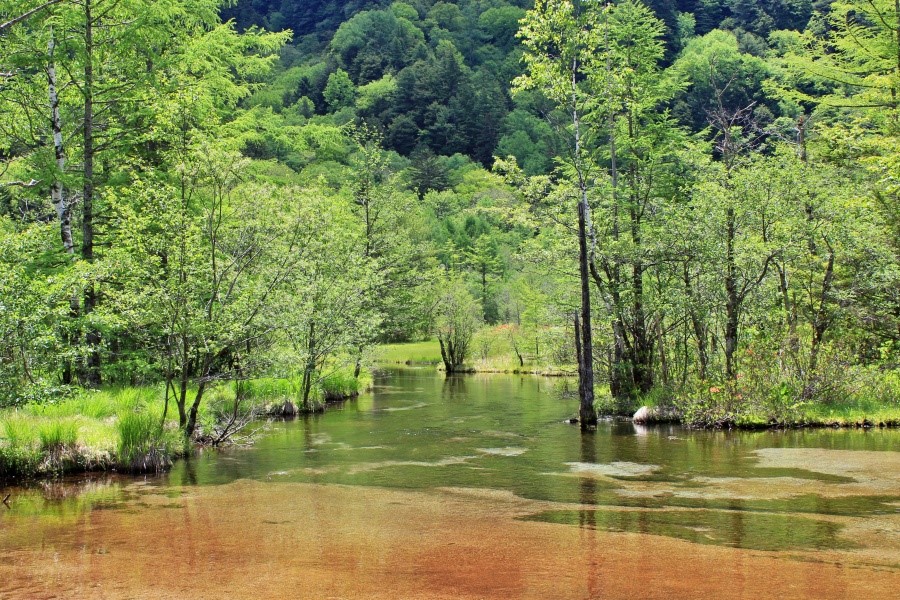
<box><xmin>441</xmin><ymin>374</ymin><xmax>469</xmax><ymax>401</ymax></box>
<box><xmin>579</xmin><ymin>431</ymin><xmax>597</xmax><ymax>524</ymax></box>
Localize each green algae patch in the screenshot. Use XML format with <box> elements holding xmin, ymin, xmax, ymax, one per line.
<box><xmin>525</xmin><ymin>508</ymin><xmax>857</xmax><ymax>552</ymax></box>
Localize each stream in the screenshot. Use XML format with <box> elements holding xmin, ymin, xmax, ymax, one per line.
<box><xmin>1</xmin><ymin>367</ymin><xmax>899</xmax><ymax>599</ymax></box>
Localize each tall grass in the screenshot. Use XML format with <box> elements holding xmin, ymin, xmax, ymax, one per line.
<box><xmin>241</xmin><ymin>366</ymin><xmax>372</xmax><ymax>413</ymax></box>
<box><xmin>1</xmin><ymin>415</ymin><xmax>41</xmax><ymax>478</ymax></box>
<box><xmin>117</xmin><ymin>411</ymin><xmax>175</xmax><ymax>473</ymax></box>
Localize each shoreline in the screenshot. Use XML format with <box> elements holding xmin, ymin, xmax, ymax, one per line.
<box><xmin>4</xmin><ymin>366</ymin><xmax>899</xmax><ymax>486</ymax></box>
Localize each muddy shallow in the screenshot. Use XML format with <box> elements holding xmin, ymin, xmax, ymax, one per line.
<box><xmin>1</xmin><ymin>368</ymin><xmax>899</xmax><ymax>598</ymax></box>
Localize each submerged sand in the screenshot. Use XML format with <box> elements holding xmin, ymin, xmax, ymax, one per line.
<box><xmin>1</xmin><ymin>476</ymin><xmax>898</xmax><ymax>600</ymax></box>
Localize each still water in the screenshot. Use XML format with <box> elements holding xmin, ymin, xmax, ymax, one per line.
<box><xmin>2</xmin><ymin>367</ymin><xmax>899</xmax><ymax>599</ymax></box>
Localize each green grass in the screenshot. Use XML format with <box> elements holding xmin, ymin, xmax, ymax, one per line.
<box><xmin>799</xmin><ymin>399</ymin><xmax>900</xmax><ymax>426</ymax></box>
<box><xmin>38</xmin><ymin>420</ymin><xmax>78</xmax><ymax>451</ymax></box>
<box><xmin>243</xmin><ymin>365</ymin><xmax>373</xmax><ymax>412</ymax></box>
<box><xmin>373</xmin><ymin>339</ymin><xmax>443</xmax><ymax>364</ymax></box>
<box><xmin>373</xmin><ymin>330</ymin><xmax>578</xmax><ymax>375</ymax></box>
<box><xmin>117</xmin><ymin>411</ymin><xmax>177</xmax><ymax>473</ymax></box>
<box><xmin>0</xmin><ymin>386</ymin><xmax>176</xmax><ymax>479</ymax></box>
<box><xmin>1</xmin><ymin>367</ymin><xmax>377</xmax><ymax>481</ymax></box>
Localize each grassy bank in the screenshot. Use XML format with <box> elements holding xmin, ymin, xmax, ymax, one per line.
<box><xmin>374</xmin><ymin>328</ymin><xmax>577</xmax><ymax>376</ymax></box>
<box><xmin>0</xmin><ymin>387</ymin><xmax>183</xmax><ymax>480</ymax></box>
<box><xmin>375</xmin><ymin>335</ymin><xmax>899</xmax><ymax>431</ymax></box>
<box><xmin>373</xmin><ymin>340</ymin><xmax>443</xmax><ymax>364</ymax></box>
<box><xmin>602</xmin><ymin>365</ymin><xmax>900</xmax><ymax>429</ymax></box>
<box><xmin>0</xmin><ymin>366</ymin><xmax>372</xmax><ymax>481</ymax></box>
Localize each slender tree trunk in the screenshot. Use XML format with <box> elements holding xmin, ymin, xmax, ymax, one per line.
<box><xmin>302</xmin><ymin>322</ymin><xmax>316</xmax><ymax>407</ymax></box>
<box><xmin>725</xmin><ymin>207</ymin><xmax>739</xmax><ymax>381</ymax></box>
<box><xmin>629</xmin><ymin>206</ymin><xmax>652</xmax><ymax>394</ymax></box>
<box><xmin>577</xmin><ymin>190</ymin><xmax>596</xmax><ymax>428</ymax></box>
<box><xmin>177</xmin><ymin>360</ymin><xmax>189</xmax><ymax>429</ymax></box>
<box><xmin>808</xmin><ymin>247</ymin><xmax>835</xmax><ymax>375</ymax></box>
<box><xmin>683</xmin><ymin>265</ymin><xmax>708</xmax><ymax>380</ymax></box>
<box><xmin>564</xmin><ymin>55</ymin><xmax>595</xmax><ymax>428</ymax></box>
<box><xmin>48</xmin><ymin>29</ymin><xmax>80</xmax><ymax>384</ymax></box>
<box><xmin>438</xmin><ymin>336</ymin><xmax>452</xmax><ymax>374</ymax></box>
<box><xmin>656</xmin><ymin>317</ymin><xmax>669</xmax><ymax>388</ymax></box>
<box><xmin>185</xmin><ymin>380</ymin><xmax>207</xmax><ymax>438</ymax></box>
<box><xmin>81</xmin><ymin>0</ymin><xmax>101</xmax><ymax>386</ymax></box>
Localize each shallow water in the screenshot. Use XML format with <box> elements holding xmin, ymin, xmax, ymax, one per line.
<box><xmin>1</xmin><ymin>367</ymin><xmax>899</xmax><ymax>599</ymax></box>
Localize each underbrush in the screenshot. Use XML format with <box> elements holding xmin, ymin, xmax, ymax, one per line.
<box><xmin>233</xmin><ymin>365</ymin><xmax>372</xmax><ymax>413</ymax></box>
<box><xmin>671</xmin><ymin>348</ymin><xmax>900</xmax><ymax>428</ymax></box>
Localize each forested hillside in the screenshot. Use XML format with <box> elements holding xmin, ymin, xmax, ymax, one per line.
<box><xmin>2</xmin><ymin>0</ymin><xmax>899</xmax><ymax>445</ymax></box>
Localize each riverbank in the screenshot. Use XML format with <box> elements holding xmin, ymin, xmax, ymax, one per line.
<box><xmin>0</xmin><ymin>368</ymin><xmax>371</xmax><ymax>482</ymax></box>
<box><xmin>376</xmin><ymin>340</ymin><xmax>900</xmax><ymax>431</ymax></box>
<box><xmin>627</xmin><ymin>402</ymin><xmax>900</xmax><ymax>430</ymax></box>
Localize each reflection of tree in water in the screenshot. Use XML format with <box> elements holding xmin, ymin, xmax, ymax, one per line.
<box><xmin>179</xmin><ymin>456</ymin><xmax>198</xmax><ymax>486</ymax></box>
<box><xmin>728</xmin><ymin>498</ymin><xmax>746</xmax><ymax>549</ymax></box>
<box><xmin>579</xmin><ymin>431</ymin><xmax>597</xmax><ymax>527</ymax></box>
<box><xmin>441</xmin><ymin>374</ymin><xmax>469</xmax><ymax>401</ymax></box>
<box><xmin>578</xmin><ymin>430</ymin><xmax>602</xmax><ymax>596</ymax></box>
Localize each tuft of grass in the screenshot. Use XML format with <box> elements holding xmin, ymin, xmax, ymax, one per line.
<box><xmin>0</xmin><ymin>415</ymin><xmax>41</xmax><ymax>478</ymax></box>
<box><xmin>38</xmin><ymin>420</ymin><xmax>78</xmax><ymax>452</ymax></box>
<box><xmin>116</xmin><ymin>411</ymin><xmax>174</xmax><ymax>473</ymax></box>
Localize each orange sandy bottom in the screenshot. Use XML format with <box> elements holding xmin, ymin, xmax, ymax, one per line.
<box><xmin>1</xmin><ymin>480</ymin><xmax>897</xmax><ymax>600</ymax></box>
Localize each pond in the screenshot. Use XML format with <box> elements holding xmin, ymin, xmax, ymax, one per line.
<box><xmin>2</xmin><ymin>367</ymin><xmax>899</xmax><ymax>598</ymax></box>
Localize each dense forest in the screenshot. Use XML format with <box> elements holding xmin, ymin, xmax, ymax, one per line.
<box><xmin>1</xmin><ymin>0</ymin><xmax>899</xmax><ymax>440</ymax></box>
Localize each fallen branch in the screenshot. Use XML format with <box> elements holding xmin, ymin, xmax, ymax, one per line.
<box><xmin>2</xmin><ymin>493</ymin><xmax>10</xmax><ymax>507</ymax></box>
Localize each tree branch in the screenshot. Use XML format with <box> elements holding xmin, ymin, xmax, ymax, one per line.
<box><xmin>0</xmin><ymin>0</ymin><xmax>65</xmax><ymax>35</ymax></box>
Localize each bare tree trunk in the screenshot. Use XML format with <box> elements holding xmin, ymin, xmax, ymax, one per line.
<box><xmin>302</xmin><ymin>322</ymin><xmax>316</xmax><ymax>407</ymax></box>
<box><xmin>438</xmin><ymin>336</ymin><xmax>452</xmax><ymax>374</ymax></box>
<box><xmin>47</xmin><ymin>31</ymin><xmax>73</xmax><ymax>255</ymax></box>
<box><xmin>656</xmin><ymin>317</ymin><xmax>669</xmax><ymax>388</ymax></box>
<box><xmin>629</xmin><ymin>206</ymin><xmax>652</xmax><ymax>395</ymax></box>
<box><xmin>683</xmin><ymin>265</ymin><xmax>708</xmax><ymax>380</ymax></box>
<box><xmin>185</xmin><ymin>380</ymin><xmax>207</xmax><ymax>438</ymax></box>
<box><xmin>577</xmin><ymin>188</ymin><xmax>596</xmax><ymax>428</ymax></box>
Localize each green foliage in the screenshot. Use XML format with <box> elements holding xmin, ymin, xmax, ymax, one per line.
<box><xmin>323</xmin><ymin>69</ymin><xmax>357</xmax><ymax>110</ymax></box>
<box><xmin>2</xmin><ymin>0</ymin><xmax>900</xmax><ymax>448</ymax></box>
